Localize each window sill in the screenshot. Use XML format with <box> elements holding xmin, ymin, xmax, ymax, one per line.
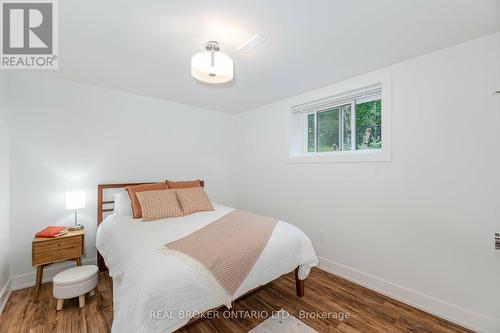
<box><xmin>287</xmin><ymin>149</ymin><xmax>391</xmax><ymax>164</ymax></box>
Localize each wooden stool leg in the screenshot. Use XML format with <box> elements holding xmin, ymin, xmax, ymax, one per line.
<box><xmin>75</xmin><ymin>257</ymin><xmax>81</xmax><ymax>266</ymax></box>
<box><xmin>56</xmin><ymin>299</ymin><xmax>64</xmax><ymax>311</ymax></box>
<box><xmin>79</xmin><ymin>295</ymin><xmax>85</xmax><ymax>308</ymax></box>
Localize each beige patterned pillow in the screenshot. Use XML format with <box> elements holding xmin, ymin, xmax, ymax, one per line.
<box><xmin>176</xmin><ymin>187</ymin><xmax>214</xmax><ymax>215</ymax></box>
<box><xmin>136</xmin><ymin>189</ymin><xmax>183</xmax><ymax>221</ymax></box>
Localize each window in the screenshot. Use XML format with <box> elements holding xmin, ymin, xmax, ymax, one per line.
<box><xmin>289</xmin><ymin>76</ymin><xmax>391</xmax><ymax>163</ymax></box>
<box><xmin>301</xmin><ymin>87</ymin><xmax>381</xmax><ymax>153</ymax></box>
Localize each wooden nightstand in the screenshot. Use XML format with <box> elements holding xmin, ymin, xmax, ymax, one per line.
<box><xmin>32</xmin><ymin>229</ymin><xmax>84</xmax><ymax>301</ymax></box>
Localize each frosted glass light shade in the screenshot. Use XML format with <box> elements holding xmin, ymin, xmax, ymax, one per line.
<box><xmin>191</xmin><ymin>51</ymin><xmax>233</xmax><ymax>84</ymax></box>
<box><xmin>65</xmin><ymin>190</ymin><xmax>86</xmax><ymax>210</ymax></box>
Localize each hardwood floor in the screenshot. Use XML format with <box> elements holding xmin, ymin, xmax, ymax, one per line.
<box><xmin>0</xmin><ymin>268</ymin><xmax>472</xmax><ymax>333</ymax></box>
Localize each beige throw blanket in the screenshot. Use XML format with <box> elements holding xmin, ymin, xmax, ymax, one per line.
<box><xmin>164</xmin><ymin>210</ymin><xmax>278</xmax><ymax>307</ymax></box>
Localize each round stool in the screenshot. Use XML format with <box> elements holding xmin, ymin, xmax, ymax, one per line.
<box><xmin>53</xmin><ymin>265</ymin><xmax>98</xmax><ymax>310</ymax></box>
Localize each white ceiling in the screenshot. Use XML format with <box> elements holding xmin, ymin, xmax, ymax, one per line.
<box><xmin>44</xmin><ymin>0</ymin><xmax>500</xmax><ymax>113</ymax></box>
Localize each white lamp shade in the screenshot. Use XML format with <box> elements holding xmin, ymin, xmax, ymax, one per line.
<box><xmin>191</xmin><ymin>51</ymin><xmax>233</xmax><ymax>84</ymax></box>
<box><xmin>65</xmin><ymin>191</ymin><xmax>86</xmax><ymax>210</ymax></box>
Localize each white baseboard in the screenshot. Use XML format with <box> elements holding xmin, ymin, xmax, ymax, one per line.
<box><xmin>11</xmin><ymin>257</ymin><xmax>97</xmax><ymax>291</ymax></box>
<box><xmin>317</xmin><ymin>257</ymin><xmax>499</xmax><ymax>333</ymax></box>
<box><xmin>0</xmin><ymin>278</ymin><xmax>12</xmax><ymax>314</ymax></box>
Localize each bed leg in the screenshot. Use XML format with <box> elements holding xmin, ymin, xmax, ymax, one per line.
<box><xmin>225</xmin><ymin>301</ymin><xmax>236</xmax><ymax>316</ymax></box>
<box><xmin>295</xmin><ymin>267</ymin><xmax>304</xmax><ymax>297</ymax></box>
<box><xmin>97</xmin><ymin>251</ymin><xmax>107</xmax><ymax>272</ymax></box>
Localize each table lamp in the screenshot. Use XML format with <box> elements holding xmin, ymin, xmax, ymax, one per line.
<box><xmin>65</xmin><ymin>190</ymin><xmax>85</xmax><ymax>230</ymax></box>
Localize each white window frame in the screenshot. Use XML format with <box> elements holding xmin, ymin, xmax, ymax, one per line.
<box><xmin>288</xmin><ymin>69</ymin><xmax>391</xmax><ymax>163</ymax></box>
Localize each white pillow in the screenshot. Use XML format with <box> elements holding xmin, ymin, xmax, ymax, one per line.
<box><xmin>113</xmin><ymin>190</ymin><xmax>133</xmax><ymax>217</ymax></box>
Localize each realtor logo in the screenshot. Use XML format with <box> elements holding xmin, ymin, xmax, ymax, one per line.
<box><xmin>1</xmin><ymin>0</ymin><xmax>58</xmax><ymax>69</ymax></box>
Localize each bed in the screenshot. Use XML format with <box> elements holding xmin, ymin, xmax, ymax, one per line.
<box><xmin>95</xmin><ymin>182</ymin><xmax>319</xmax><ymax>333</ymax></box>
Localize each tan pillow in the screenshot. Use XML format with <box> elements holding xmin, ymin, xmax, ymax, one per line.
<box><xmin>176</xmin><ymin>187</ymin><xmax>214</xmax><ymax>215</ymax></box>
<box><xmin>136</xmin><ymin>189</ymin><xmax>183</xmax><ymax>221</ymax></box>
<box><xmin>125</xmin><ymin>183</ymin><xmax>166</xmax><ymax>218</ymax></box>
<box><xmin>166</xmin><ymin>179</ymin><xmax>202</xmax><ymax>189</ymax></box>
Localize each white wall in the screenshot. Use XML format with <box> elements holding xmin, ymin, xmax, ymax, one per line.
<box><xmin>6</xmin><ymin>73</ymin><xmax>237</xmax><ymax>288</ymax></box>
<box><xmin>235</xmin><ymin>32</ymin><xmax>500</xmax><ymax>332</ymax></box>
<box><xmin>0</xmin><ymin>73</ymin><xmax>11</xmax><ymax>312</ymax></box>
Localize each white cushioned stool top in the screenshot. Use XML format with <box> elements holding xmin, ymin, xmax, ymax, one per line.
<box><xmin>53</xmin><ymin>265</ymin><xmax>98</xmax><ymax>286</ymax></box>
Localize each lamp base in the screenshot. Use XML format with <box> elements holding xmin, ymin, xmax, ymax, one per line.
<box><xmin>68</xmin><ymin>224</ymin><xmax>84</xmax><ymax>231</ymax></box>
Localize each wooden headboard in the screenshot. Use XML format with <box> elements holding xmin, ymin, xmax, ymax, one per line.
<box><xmin>96</xmin><ymin>180</ymin><xmax>205</xmax><ymax>271</ymax></box>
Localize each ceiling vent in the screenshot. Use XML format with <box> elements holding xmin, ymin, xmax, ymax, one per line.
<box><xmin>238</xmin><ymin>34</ymin><xmax>267</xmax><ymax>53</ymax></box>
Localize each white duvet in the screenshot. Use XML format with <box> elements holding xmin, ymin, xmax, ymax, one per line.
<box><xmin>96</xmin><ymin>204</ymin><xmax>318</xmax><ymax>333</ymax></box>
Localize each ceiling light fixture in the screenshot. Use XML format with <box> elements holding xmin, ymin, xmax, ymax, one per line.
<box><xmin>191</xmin><ymin>41</ymin><xmax>233</xmax><ymax>84</ymax></box>
<box><xmin>238</xmin><ymin>34</ymin><xmax>267</xmax><ymax>53</ymax></box>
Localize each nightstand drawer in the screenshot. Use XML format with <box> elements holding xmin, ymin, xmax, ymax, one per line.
<box><xmin>32</xmin><ymin>235</ymin><xmax>83</xmax><ymax>266</ymax></box>
<box><xmin>33</xmin><ymin>245</ymin><xmax>82</xmax><ymax>265</ymax></box>
<box><xmin>33</xmin><ymin>236</ymin><xmax>82</xmax><ymax>253</ymax></box>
